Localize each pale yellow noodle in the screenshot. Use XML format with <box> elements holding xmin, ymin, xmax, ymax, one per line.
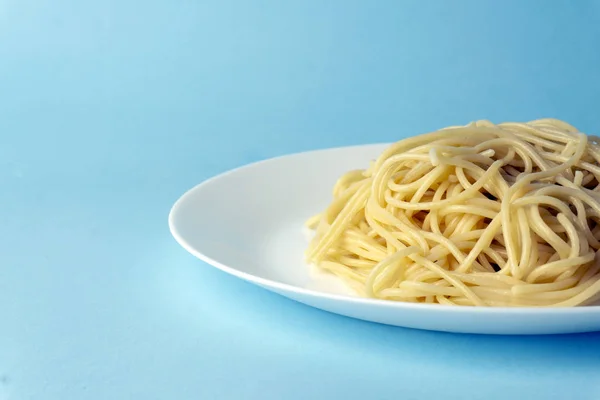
<box><xmin>306</xmin><ymin>119</ymin><xmax>600</xmax><ymax>307</ymax></box>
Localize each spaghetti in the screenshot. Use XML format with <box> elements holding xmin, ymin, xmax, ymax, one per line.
<box><xmin>305</xmin><ymin>119</ymin><xmax>600</xmax><ymax>307</ymax></box>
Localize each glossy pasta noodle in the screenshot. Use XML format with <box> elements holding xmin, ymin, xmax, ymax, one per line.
<box><xmin>305</xmin><ymin>119</ymin><xmax>600</xmax><ymax>307</ymax></box>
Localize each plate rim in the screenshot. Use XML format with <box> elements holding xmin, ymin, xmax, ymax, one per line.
<box><xmin>168</xmin><ymin>143</ymin><xmax>600</xmax><ymax>315</ymax></box>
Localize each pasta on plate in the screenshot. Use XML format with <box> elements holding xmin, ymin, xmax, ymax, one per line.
<box><xmin>305</xmin><ymin>119</ymin><xmax>600</xmax><ymax>307</ymax></box>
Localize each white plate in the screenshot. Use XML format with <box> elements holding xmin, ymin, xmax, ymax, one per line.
<box><xmin>169</xmin><ymin>144</ymin><xmax>600</xmax><ymax>335</ymax></box>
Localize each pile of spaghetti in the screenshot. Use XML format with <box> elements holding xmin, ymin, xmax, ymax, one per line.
<box><xmin>305</xmin><ymin>119</ymin><xmax>600</xmax><ymax>307</ymax></box>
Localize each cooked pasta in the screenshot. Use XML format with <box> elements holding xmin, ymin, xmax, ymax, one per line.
<box><xmin>305</xmin><ymin>119</ymin><xmax>600</xmax><ymax>307</ymax></box>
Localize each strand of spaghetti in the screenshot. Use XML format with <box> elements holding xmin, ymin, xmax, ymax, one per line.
<box><xmin>307</xmin><ymin>183</ymin><xmax>371</xmax><ymax>262</ymax></box>
<box><xmin>383</xmin><ymin>161</ymin><xmax>504</xmax><ymax>211</ymax></box>
<box><xmin>502</xmin><ymin>133</ymin><xmax>588</xmax><ymax>275</ymax></box>
<box><xmin>364</xmin><ymin>247</ymin><xmax>420</xmax><ymax>297</ymax></box>
<box><xmin>549</xmin><ymin>277</ymin><xmax>600</xmax><ymax>307</ymax></box>
<box><xmin>407</xmin><ymin>254</ymin><xmax>486</xmax><ymax>306</ymax></box>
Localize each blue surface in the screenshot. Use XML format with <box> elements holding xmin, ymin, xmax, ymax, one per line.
<box><xmin>2</xmin><ymin>0</ymin><xmax>600</xmax><ymax>399</ymax></box>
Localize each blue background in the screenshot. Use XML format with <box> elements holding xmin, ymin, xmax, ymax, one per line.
<box><xmin>2</xmin><ymin>0</ymin><xmax>600</xmax><ymax>399</ymax></box>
